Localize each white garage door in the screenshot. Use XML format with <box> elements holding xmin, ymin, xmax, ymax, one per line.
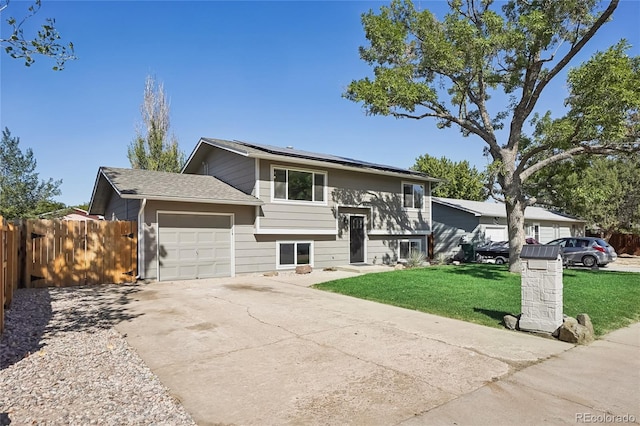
<box><xmin>484</xmin><ymin>226</ymin><xmax>507</xmax><ymax>242</ymax></box>
<box><xmin>158</xmin><ymin>213</ymin><xmax>232</xmax><ymax>281</ymax></box>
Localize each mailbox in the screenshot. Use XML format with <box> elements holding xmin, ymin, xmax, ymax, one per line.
<box><xmin>518</xmin><ymin>245</ymin><xmax>563</xmax><ymax>333</ymax></box>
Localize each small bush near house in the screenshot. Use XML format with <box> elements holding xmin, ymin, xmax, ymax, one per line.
<box><xmin>405</xmin><ymin>250</ymin><xmax>427</xmax><ymax>269</ymax></box>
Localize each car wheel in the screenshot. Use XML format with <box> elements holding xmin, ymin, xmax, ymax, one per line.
<box><xmin>495</xmin><ymin>257</ymin><xmax>506</xmax><ymax>265</ymax></box>
<box><xmin>582</xmin><ymin>255</ymin><xmax>597</xmax><ymax>268</ymax></box>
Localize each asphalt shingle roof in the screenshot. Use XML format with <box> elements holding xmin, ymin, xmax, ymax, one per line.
<box><xmin>433</xmin><ymin>197</ymin><xmax>584</xmax><ymax>223</ymax></box>
<box><xmin>90</xmin><ymin>167</ymin><xmax>262</xmax><ymax>214</ymax></box>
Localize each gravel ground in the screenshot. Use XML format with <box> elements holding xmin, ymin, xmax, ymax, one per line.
<box><xmin>0</xmin><ymin>285</ymin><xmax>196</xmax><ymax>426</ymax></box>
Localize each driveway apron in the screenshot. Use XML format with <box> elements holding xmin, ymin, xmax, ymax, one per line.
<box><xmin>115</xmin><ymin>272</ymin><xmax>571</xmax><ymax>425</ymax></box>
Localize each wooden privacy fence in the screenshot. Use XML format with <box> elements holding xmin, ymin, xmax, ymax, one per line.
<box><xmin>26</xmin><ymin>219</ymin><xmax>137</xmax><ymax>288</ymax></box>
<box><xmin>1</xmin><ymin>216</ymin><xmax>21</xmax><ymax>334</ymax></box>
<box><xmin>608</xmin><ymin>233</ymin><xmax>640</xmax><ymax>256</ymax></box>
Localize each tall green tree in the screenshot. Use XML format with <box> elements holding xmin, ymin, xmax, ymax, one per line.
<box><xmin>1</xmin><ymin>0</ymin><xmax>75</xmax><ymax>70</ymax></box>
<box><xmin>413</xmin><ymin>154</ymin><xmax>487</xmax><ymax>201</ymax></box>
<box><xmin>0</xmin><ymin>127</ymin><xmax>62</xmax><ymax>219</ymax></box>
<box><xmin>345</xmin><ymin>0</ymin><xmax>639</xmax><ymax>272</ymax></box>
<box><xmin>128</xmin><ymin>75</ymin><xmax>185</xmax><ymax>173</ymax></box>
<box><xmin>526</xmin><ymin>155</ymin><xmax>640</xmax><ymax>237</ymax></box>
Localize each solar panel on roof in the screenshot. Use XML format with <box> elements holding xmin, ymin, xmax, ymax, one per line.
<box><xmin>233</xmin><ymin>140</ymin><xmax>426</xmax><ymax>176</ymax></box>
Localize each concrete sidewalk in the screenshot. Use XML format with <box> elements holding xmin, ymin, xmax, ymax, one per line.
<box><xmin>115</xmin><ymin>270</ymin><xmax>580</xmax><ymax>425</ymax></box>
<box><xmin>402</xmin><ymin>322</ymin><xmax>640</xmax><ymax>425</ymax></box>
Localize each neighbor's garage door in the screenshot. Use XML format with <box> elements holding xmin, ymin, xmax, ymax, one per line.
<box><xmin>484</xmin><ymin>226</ymin><xmax>507</xmax><ymax>242</ymax></box>
<box><xmin>158</xmin><ymin>213</ymin><xmax>232</xmax><ymax>281</ymax></box>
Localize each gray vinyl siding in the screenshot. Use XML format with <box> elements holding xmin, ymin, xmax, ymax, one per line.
<box><xmin>331</xmin><ymin>169</ymin><xmax>431</xmax><ymax>234</ymax></box>
<box><xmin>367</xmin><ymin>235</ymin><xmax>427</xmax><ymax>265</ymax></box>
<box><xmin>104</xmin><ymin>192</ymin><xmax>139</xmax><ymax>221</ymax></box>
<box><xmin>314</xmin><ymin>237</ymin><xmax>349</xmax><ymax>266</ymax></box>
<box><xmin>257</xmin><ymin>160</ymin><xmax>337</xmax><ymax>233</ymax></box>
<box><xmin>256</xmin><ymin>159</ymin><xmax>431</xmax><ymax>234</ymax></box>
<box><xmin>199</xmin><ymin>147</ymin><xmax>256</xmax><ymax>195</ymax></box>
<box><xmin>135</xmin><ymin>197</ymin><xmax>439</xmax><ymax>279</ymax></box>
<box><xmin>432</xmin><ymin>204</ymin><xmax>482</xmax><ymax>257</ymax></box>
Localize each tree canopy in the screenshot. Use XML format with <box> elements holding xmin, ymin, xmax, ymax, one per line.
<box><xmin>412</xmin><ymin>154</ymin><xmax>487</xmax><ymax>201</ymax></box>
<box><xmin>0</xmin><ymin>127</ymin><xmax>62</xmax><ymax>219</ymax></box>
<box><xmin>127</xmin><ymin>75</ymin><xmax>185</xmax><ymax>173</ymax></box>
<box><xmin>526</xmin><ymin>155</ymin><xmax>640</xmax><ymax>237</ymax></box>
<box><xmin>345</xmin><ymin>0</ymin><xmax>639</xmax><ymax>271</ymax></box>
<box><xmin>1</xmin><ymin>0</ymin><xmax>75</xmax><ymax>70</ymax></box>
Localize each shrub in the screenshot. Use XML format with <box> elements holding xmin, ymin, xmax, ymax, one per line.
<box><xmin>405</xmin><ymin>250</ymin><xmax>427</xmax><ymax>269</ymax></box>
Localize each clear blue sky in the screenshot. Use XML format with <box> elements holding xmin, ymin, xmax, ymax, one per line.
<box><xmin>2</xmin><ymin>0</ymin><xmax>638</xmax><ymax>206</ymax></box>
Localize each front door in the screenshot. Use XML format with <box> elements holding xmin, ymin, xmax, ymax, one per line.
<box><xmin>349</xmin><ymin>216</ymin><xmax>365</xmax><ymax>264</ymax></box>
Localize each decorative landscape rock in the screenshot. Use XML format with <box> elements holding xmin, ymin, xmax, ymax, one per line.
<box><xmin>577</xmin><ymin>313</ymin><xmax>595</xmax><ymax>336</ymax></box>
<box><xmin>263</xmin><ymin>271</ymin><xmax>279</xmax><ymax>277</ymax></box>
<box><xmin>295</xmin><ymin>265</ymin><xmax>312</xmax><ymax>274</ymax></box>
<box><xmin>503</xmin><ymin>314</ymin><xmax>519</xmax><ymax>331</ymax></box>
<box><xmin>557</xmin><ymin>316</ymin><xmax>594</xmax><ymax>345</ymax></box>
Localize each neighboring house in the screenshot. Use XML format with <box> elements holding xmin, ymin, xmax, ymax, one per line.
<box><xmin>62</xmin><ymin>208</ymin><xmax>103</xmax><ymax>221</ymax></box>
<box><xmin>39</xmin><ymin>207</ymin><xmax>103</xmax><ymax>221</ymax></box>
<box><xmin>88</xmin><ymin>138</ymin><xmax>438</xmax><ymax>281</ymax></box>
<box><xmin>432</xmin><ymin>197</ymin><xmax>586</xmax><ymax>258</ymax></box>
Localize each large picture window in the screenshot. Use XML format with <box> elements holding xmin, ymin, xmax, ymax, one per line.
<box><xmin>277</xmin><ymin>241</ymin><xmax>313</xmax><ymax>268</ymax></box>
<box><xmin>403</xmin><ymin>183</ymin><xmax>424</xmax><ymax>209</ymax></box>
<box><xmin>273</xmin><ymin>167</ymin><xmax>326</xmax><ymax>203</ymax></box>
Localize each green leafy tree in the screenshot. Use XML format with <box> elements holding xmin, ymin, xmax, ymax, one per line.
<box><xmin>413</xmin><ymin>154</ymin><xmax>487</xmax><ymax>200</ymax></box>
<box><xmin>128</xmin><ymin>75</ymin><xmax>185</xmax><ymax>172</ymax></box>
<box><xmin>526</xmin><ymin>155</ymin><xmax>640</xmax><ymax>237</ymax></box>
<box><xmin>345</xmin><ymin>0</ymin><xmax>639</xmax><ymax>272</ymax></box>
<box><xmin>1</xmin><ymin>0</ymin><xmax>75</xmax><ymax>70</ymax></box>
<box><xmin>0</xmin><ymin>127</ymin><xmax>62</xmax><ymax>219</ymax></box>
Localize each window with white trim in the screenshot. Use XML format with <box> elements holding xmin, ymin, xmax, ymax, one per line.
<box><xmin>399</xmin><ymin>239</ymin><xmax>422</xmax><ymax>261</ymax></box>
<box><xmin>403</xmin><ymin>183</ymin><xmax>424</xmax><ymax>209</ymax></box>
<box><xmin>277</xmin><ymin>241</ymin><xmax>313</xmax><ymax>268</ymax></box>
<box><xmin>273</xmin><ymin>167</ymin><xmax>326</xmax><ymax>203</ymax></box>
<box><xmin>526</xmin><ymin>223</ymin><xmax>540</xmax><ymax>241</ymax></box>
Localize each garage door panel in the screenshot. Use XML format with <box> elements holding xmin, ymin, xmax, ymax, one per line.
<box><xmin>484</xmin><ymin>226</ymin><xmax>507</xmax><ymax>242</ymax></box>
<box><xmin>158</xmin><ymin>213</ymin><xmax>232</xmax><ymax>281</ymax></box>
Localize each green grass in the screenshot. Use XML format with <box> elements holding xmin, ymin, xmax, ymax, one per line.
<box><xmin>313</xmin><ymin>265</ymin><xmax>640</xmax><ymax>337</ymax></box>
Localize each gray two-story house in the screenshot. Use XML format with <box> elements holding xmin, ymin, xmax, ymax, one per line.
<box><xmin>89</xmin><ymin>138</ymin><xmax>438</xmax><ymax>281</ymax></box>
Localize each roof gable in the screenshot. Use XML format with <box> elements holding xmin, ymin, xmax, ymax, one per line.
<box><xmin>89</xmin><ymin>167</ymin><xmax>262</xmax><ymax>214</ymax></box>
<box><xmin>183</xmin><ymin>138</ymin><xmax>439</xmax><ymax>182</ymax></box>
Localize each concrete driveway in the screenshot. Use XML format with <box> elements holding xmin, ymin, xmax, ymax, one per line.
<box><xmin>115</xmin><ymin>270</ymin><xmax>572</xmax><ymax>425</ymax></box>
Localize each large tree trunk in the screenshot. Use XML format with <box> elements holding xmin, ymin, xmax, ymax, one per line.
<box><xmin>499</xmin><ymin>148</ymin><xmax>527</xmax><ymax>273</ymax></box>
<box><xmin>505</xmin><ymin>196</ymin><xmax>527</xmax><ymax>273</ymax></box>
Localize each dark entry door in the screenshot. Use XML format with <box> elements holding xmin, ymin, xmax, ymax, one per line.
<box><xmin>349</xmin><ymin>216</ymin><xmax>365</xmax><ymax>263</ymax></box>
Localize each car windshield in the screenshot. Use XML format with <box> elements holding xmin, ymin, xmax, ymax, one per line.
<box><xmin>595</xmin><ymin>238</ymin><xmax>609</xmax><ymax>247</ymax></box>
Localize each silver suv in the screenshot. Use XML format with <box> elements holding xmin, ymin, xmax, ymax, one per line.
<box><xmin>546</xmin><ymin>237</ymin><xmax>617</xmax><ymax>267</ymax></box>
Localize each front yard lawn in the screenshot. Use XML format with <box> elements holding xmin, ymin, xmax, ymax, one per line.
<box><xmin>313</xmin><ymin>265</ymin><xmax>640</xmax><ymax>337</ymax></box>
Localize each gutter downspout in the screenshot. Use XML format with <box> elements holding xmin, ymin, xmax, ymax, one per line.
<box><xmin>137</xmin><ymin>198</ymin><xmax>147</xmax><ymax>280</ymax></box>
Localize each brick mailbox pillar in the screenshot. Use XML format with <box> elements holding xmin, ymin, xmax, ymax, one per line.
<box><xmin>519</xmin><ymin>245</ymin><xmax>563</xmax><ymax>333</ymax></box>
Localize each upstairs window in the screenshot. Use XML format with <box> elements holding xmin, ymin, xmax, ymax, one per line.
<box><xmin>403</xmin><ymin>183</ymin><xmax>424</xmax><ymax>209</ymax></box>
<box><xmin>273</xmin><ymin>167</ymin><xmax>326</xmax><ymax>203</ymax></box>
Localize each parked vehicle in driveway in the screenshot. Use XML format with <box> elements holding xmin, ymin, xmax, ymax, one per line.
<box><xmin>545</xmin><ymin>237</ymin><xmax>617</xmax><ymax>267</ymax></box>
<box><xmin>475</xmin><ymin>238</ymin><xmax>540</xmax><ymax>265</ymax></box>
<box><xmin>475</xmin><ymin>241</ymin><xmax>510</xmax><ymax>264</ymax></box>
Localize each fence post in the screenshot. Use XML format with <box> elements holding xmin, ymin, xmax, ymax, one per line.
<box><xmin>1</xmin><ymin>216</ymin><xmax>5</xmax><ymax>334</ymax></box>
